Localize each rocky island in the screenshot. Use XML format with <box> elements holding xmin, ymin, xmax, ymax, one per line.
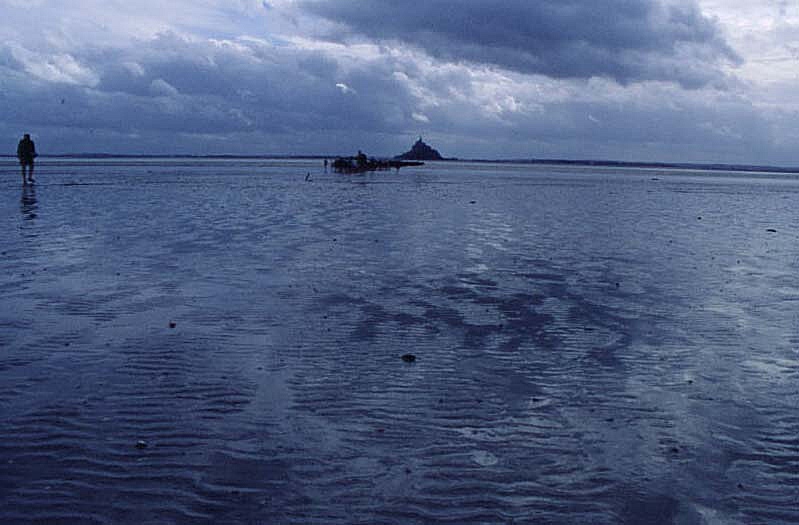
<box><xmin>395</xmin><ymin>137</ymin><xmax>444</xmax><ymax>161</ymax></box>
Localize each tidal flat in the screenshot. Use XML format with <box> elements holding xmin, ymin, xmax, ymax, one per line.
<box><xmin>1</xmin><ymin>158</ymin><xmax>798</xmax><ymax>524</ymax></box>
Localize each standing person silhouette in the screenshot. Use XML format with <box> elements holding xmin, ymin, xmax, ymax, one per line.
<box><xmin>17</xmin><ymin>134</ymin><xmax>36</xmax><ymax>184</ymax></box>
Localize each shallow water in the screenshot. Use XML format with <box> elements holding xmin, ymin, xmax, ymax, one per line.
<box><xmin>1</xmin><ymin>159</ymin><xmax>798</xmax><ymax>524</ymax></box>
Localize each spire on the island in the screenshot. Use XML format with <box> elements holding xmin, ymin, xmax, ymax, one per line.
<box><xmin>396</xmin><ymin>136</ymin><xmax>444</xmax><ymax>161</ymax></box>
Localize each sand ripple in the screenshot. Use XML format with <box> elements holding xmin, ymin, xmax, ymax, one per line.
<box><xmin>1</xmin><ymin>159</ymin><xmax>798</xmax><ymax>523</ymax></box>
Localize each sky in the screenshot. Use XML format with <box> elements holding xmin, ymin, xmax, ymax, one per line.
<box><xmin>1</xmin><ymin>0</ymin><xmax>798</xmax><ymax>164</ymax></box>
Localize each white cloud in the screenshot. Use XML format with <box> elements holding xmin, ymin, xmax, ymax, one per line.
<box><xmin>122</xmin><ymin>61</ymin><xmax>146</xmax><ymax>77</ymax></box>
<box><xmin>9</xmin><ymin>46</ymin><xmax>99</xmax><ymax>86</ymax></box>
<box><xmin>149</xmin><ymin>78</ymin><xmax>179</xmax><ymax>97</ymax></box>
<box><xmin>335</xmin><ymin>82</ymin><xmax>355</xmax><ymax>94</ymax></box>
<box><xmin>411</xmin><ymin>112</ymin><xmax>430</xmax><ymax>123</ymax></box>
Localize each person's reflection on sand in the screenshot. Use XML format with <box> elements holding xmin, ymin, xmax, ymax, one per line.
<box><xmin>20</xmin><ymin>185</ymin><xmax>37</xmax><ymax>221</ymax></box>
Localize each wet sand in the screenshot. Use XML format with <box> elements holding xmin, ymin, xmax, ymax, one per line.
<box><xmin>1</xmin><ymin>159</ymin><xmax>798</xmax><ymax>524</ymax></box>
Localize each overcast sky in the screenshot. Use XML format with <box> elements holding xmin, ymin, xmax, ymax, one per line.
<box><xmin>1</xmin><ymin>0</ymin><xmax>798</xmax><ymax>164</ymax></box>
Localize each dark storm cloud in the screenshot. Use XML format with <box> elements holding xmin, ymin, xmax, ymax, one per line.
<box><xmin>0</xmin><ymin>33</ymin><xmax>423</xmax><ymax>154</ymax></box>
<box><xmin>300</xmin><ymin>0</ymin><xmax>740</xmax><ymax>87</ymax></box>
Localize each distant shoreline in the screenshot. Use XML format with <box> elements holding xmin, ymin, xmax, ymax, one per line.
<box><xmin>2</xmin><ymin>154</ymin><xmax>799</xmax><ymax>175</ymax></box>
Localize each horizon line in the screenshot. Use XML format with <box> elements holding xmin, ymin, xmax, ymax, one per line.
<box><xmin>2</xmin><ymin>154</ymin><xmax>799</xmax><ymax>174</ymax></box>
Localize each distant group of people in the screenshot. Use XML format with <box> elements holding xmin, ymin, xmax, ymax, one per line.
<box><xmin>16</xmin><ymin>133</ymin><xmax>36</xmax><ymax>184</ymax></box>
<box><xmin>322</xmin><ymin>150</ymin><xmax>368</xmax><ymax>172</ymax></box>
